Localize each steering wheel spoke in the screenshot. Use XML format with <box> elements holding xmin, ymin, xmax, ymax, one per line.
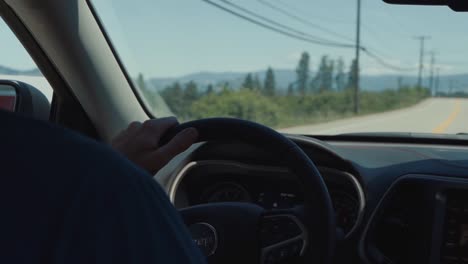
<box><xmin>260</xmin><ymin>208</ymin><xmax>307</xmax><ymax>264</ymax></box>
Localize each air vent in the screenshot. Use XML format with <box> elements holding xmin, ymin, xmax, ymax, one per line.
<box><xmin>440</xmin><ymin>190</ymin><xmax>468</xmax><ymax>263</ymax></box>
<box><xmin>370</xmin><ymin>182</ymin><xmax>433</xmax><ymax>264</ymax></box>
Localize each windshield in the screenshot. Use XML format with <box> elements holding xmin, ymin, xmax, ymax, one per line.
<box><xmin>91</xmin><ymin>0</ymin><xmax>468</xmax><ymax>135</ymax></box>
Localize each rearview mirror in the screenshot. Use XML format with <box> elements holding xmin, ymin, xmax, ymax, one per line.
<box><xmin>383</xmin><ymin>0</ymin><xmax>468</xmax><ymax>11</ymax></box>
<box><xmin>0</xmin><ymin>80</ymin><xmax>50</xmax><ymax>120</ymax></box>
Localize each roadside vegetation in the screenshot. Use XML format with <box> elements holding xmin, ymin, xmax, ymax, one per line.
<box><xmin>138</xmin><ymin>52</ymin><xmax>430</xmax><ymax>128</ymax></box>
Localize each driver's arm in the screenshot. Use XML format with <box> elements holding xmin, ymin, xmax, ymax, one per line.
<box><xmin>0</xmin><ymin>111</ymin><xmax>205</xmax><ymax>263</ymax></box>
<box><xmin>111</xmin><ymin>117</ymin><xmax>198</xmax><ymax>174</ymax></box>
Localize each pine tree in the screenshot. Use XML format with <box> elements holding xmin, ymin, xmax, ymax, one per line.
<box><xmin>136</xmin><ymin>73</ymin><xmax>147</xmax><ymax>90</ymax></box>
<box><xmin>309</xmin><ymin>74</ymin><xmax>320</xmax><ymax>93</ymax></box>
<box><xmin>243</xmin><ymin>73</ymin><xmax>254</xmax><ymax>90</ymax></box>
<box><xmin>222</xmin><ymin>82</ymin><xmax>231</xmax><ymax>93</ymax></box>
<box><xmin>324</xmin><ymin>57</ymin><xmax>334</xmax><ymax>91</ymax></box>
<box><xmin>264</xmin><ymin>67</ymin><xmax>276</xmax><ymax>96</ymax></box>
<box><xmin>206</xmin><ymin>84</ymin><xmax>214</xmax><ymax>94</ymax></box>
<box><xmin>160</xmin><ymin>82</ymin><xmax>183</xmax><ymax>115</ymax></box>
<box><xmin>335</xmin><ymin>58</ymin><xmax>346</xmax><ymax>91</ymax></box>
<box><xmin>253</xmin><ymin>74</ymin><xmax>262</xmax><ymax>91</ymax></box>
<box><xmin>346</xmin><ymin>59</ymin><xmax>358</xmax><ymax>90</ymax></box>
<box><xmin>315</xmin><ymin>56</ymin><xmax>334</xmax><ymax>92</ymax></box>
<box><xmin>184</xmin><ymin>81</ymin><xmax>199</xmax><ymax>102</ymax></box>
<box><xmin>296</xmin><ymin>52</ymin><xmax>310</xmax><ymax>96</ymax></box>
<box><xmin>287</xmin><ymin>84</ymin><xmax>294</xmax><ymax>96</ymax></box>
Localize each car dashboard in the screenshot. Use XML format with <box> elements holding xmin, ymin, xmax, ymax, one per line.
<box><xmin>155</xmin><ymin>135</ymin><xmax>468</xmax><ymax>264</ymax></box>
<box><xmin>172</xmin><ymin>161</ymin><xmax>365</xmax><ymax>240</ymax></box>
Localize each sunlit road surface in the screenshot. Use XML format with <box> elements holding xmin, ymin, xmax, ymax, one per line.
<box><xmin>280</xmin><ymin>98</ymin><xmax>468</xmax><ymax>135</ymax></box>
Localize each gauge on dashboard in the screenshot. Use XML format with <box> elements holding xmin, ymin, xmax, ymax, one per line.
<box><xmin>257</xmin><ymin>192</ymin><xmax>298</xmax><ymax>209</ymax></box>
<box><xmin>201</xmin><ymin>182</ymin><xmax>252</xmax><ymax>203</ymax></box>
<box><xmin>330</xmin><ymin>190</ymin><xmax>359</xmax><ymax>235</ymax></box>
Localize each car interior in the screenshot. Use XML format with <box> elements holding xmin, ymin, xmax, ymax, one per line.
<box><xmin>1</xmin><ymin>0</ymin><xmax>468</xmax><ymax>263</ymax></box>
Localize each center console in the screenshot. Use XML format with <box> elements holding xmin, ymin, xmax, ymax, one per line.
<box><xmin>360</xmin><ymin>175</ymin><xmax>468</xmax><ymax>264</ymax></box>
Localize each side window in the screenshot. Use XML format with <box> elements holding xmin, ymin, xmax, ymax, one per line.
<box><xmin>0</xmin><ymin>18</ymin><xmax>53</xmax><ymax>104</ymax></box>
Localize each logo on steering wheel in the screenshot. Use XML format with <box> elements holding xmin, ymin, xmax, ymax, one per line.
<box><xmin>188</xmin><ymin>222</ymin><xmax>218</xmax><ymax>256</ymax></box>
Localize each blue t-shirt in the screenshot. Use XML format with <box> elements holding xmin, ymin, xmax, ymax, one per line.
<box><xmin>0</xmin><ymin>110</ymin><xmax>205</xmax><ymax>263</ymax></box>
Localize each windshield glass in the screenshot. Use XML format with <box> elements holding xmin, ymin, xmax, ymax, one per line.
<box><xmin>0</xmin><ymin>19</ymin><xmax>53</xmax><ymax>103</ymax></box>
<box><xmin>91</xmin><ymin>0</ymin><xmax>468</xmax><ymax>135</ymax></box>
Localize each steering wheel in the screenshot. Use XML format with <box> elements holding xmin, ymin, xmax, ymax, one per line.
<box><xmin>163</xmin><ymin>118</ymin><xmax>336</xmax><ymax>264</ymax></box>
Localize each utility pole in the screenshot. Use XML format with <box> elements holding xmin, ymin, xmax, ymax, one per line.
<box><xmin>449</xmin><ymin>79</ymin><xmax>454</xmax><ymax>96</ymax></box>
<box><xmin>414</xmin><ymin>36</ymin><xmax>431</xmax><ymax>88</ymax></box>
<box><xmin>435</xmin><ymin>67</ymin><xmax>440</xmax><ymax>97</ymax></box>
<box><xmin>354</xmin><ymin>0</ymin><xmax>361</xmax><ymax>114</ymax></box>
<box><xmin>429</xmin><ymin>51</ymin><xmax>436</xmax><ymax>95</ymax></box>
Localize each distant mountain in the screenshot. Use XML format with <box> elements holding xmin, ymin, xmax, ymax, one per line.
<box><xmin>361</xmin><ymin>74</ymin><xmax>468</xmax><ymax>93</ymax></box>
<box><xmin>149</xmin><ymin>69</ymin><xmax>295</xmax><ymax>91</ymax></box>
<box><xmin>0</xmin><ymin>65</ymin><xmax>41</xmax><ymax>76</ymax></box>
<box><xmin>149</xmin><ymin>70</ymin><xmax>468</xmax><ymax>93</ymax></box>
<box><xmin>2</xmin><ymin>64</ymin><xmax>467</xmax><ymax>94</ymax></box>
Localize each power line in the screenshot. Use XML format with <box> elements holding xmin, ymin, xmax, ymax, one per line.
<box><xmin>362</xmin><ymin>49</ymin><xmax>417</xmax><ymax>72</ymax></box>
<box><xmin>201</xmin><ymin>0</ymin><xmax>357</xmax><ymax>48</ymax></box>
<box><xmin>361</xmin><ymin>25</ymin><xmax>397</xmax><ymax>58</ymax></box>
<box><xmin>349</xmin><ymin>22</ymin><xmax>418</xmax><ymax>72</ymax></box>
<box><xmin>272</xmin><ymin>0</ymin><xmax>351</xmax><ymax>24</ymax></box>
<box><xmin>264</xmin><ymin>0</ymin><xmax>420</xmax><ymax>73</ymax></box>
<box><xmin>256</xmin><ymin>0</ymin><xmax>355</xmax><ymax>42</ymax></box>
<box><xmin>202</xmin><ymin>0</ymin><xmax>416</xmax><ymax>72</ymax></box>
<box><xmin>218</xmin><ymin>0</ymin><xmax>352</xmax><ymax>45</ymax></box>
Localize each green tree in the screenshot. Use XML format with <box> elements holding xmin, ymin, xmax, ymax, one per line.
<box><xmin>206</xmin><ymin>84</ymin><xmax>214</xmax><ymax>94</ymax></box>
<box><xmin>314</xmin><ymin>56</ymin><xmax>334</xmax><ymax>93</ymax></box>
<box><xmin>346</xmin><ymin>59</ymin><xmax>358</xmax><ymax>91</ymax></box>
<box><xmin>136</xmin><ymin>73</ymin><xmax>173</xmax><ymax>116</ymax></box>
<box><xmin>324</xmin><ymin>58</ymin><xmax>334</xmax><ymax>91</ymax></box>
<box><xmin>184</xmin><ymin>81</ymin><xmax>199</xmax><ymax>102</ymax></box>
<box><xmin>296</xmin><ymin>52</ymin><xmax>310</xmax><ymax>96</ymax></box>
<box><xmin>136</xmin><ymin>73</ymin><xmax>147</xmax><ymax>90</ymax></box>
<box><xmin>191</xmin><ymin>89</ymin><xmax>280</xmax><ymax>126</ymax></box>
<box><xmin>160</xmin><ymin>82</ymin><xmax>184</xmax><ymax>115</ymax></box>
<box><xmin>264</xmin><ymin>67</ymin><xmax>276</xmax><ymax>96</ymax></box>
<box><xmin>287</xmin><ymin>84</ymin><xmax>294</xmax><ymax>96</ymax></box>
<box><xmin>220</xmin><ymin>82</ymin><xmax>231</xmax><ymax>93</ymax></box>
<box><xmin>253</xmin><ymin>74</ymin><xmax>262</xmax><ymax>91</ymax></box>
<box><xmin>335</xmin><ymin>58</ymin><xmax>346</xmax><ymax>91</ymax></box>
<box><xmin>222</xmin><ymin>82</ymin><xmax>231</xmax><ymax>91</ymax></box>
<box><xmin>309</xmin><ymin>74</ymin><xmax>320</xmax><ymax>93</ymax></box>
<box><xmin>242</xmin><ymin>73</ymin><xmax>254</xmax><ymax>90</ymax></box>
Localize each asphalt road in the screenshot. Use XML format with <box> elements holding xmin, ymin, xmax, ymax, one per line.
<box><xmin>280</xmin><ymin>98</ymin><xmax>468</xmax><ymax>135</ymax></box>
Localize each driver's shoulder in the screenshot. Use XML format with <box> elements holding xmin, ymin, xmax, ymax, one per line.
<box><xmin>0</xmin><ymin>109</ymin><xmax>150</xmax><ymax>186</ymax></box>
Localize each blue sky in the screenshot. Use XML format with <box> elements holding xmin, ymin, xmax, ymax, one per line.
<box><xmin>2</xmin><ymin>0</ymin><xmax>468</xmax><ymax>78</ymax></box>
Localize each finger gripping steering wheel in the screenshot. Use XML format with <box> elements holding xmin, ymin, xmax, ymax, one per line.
<box><xmin>163</xmin><ymin>118</ymin><xmax>336</xmax><ymax>264</ymax></box>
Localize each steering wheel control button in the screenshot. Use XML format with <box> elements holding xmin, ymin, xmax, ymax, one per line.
<box><xmin>188</xmin><ymin>223</ymin><xmax>218</xmax><ymax>257</ymax></box>
<box><xmin>261</xmin><ymin>215</ymin><xmax>303</xmax><ymax>247</ymax></box>
<box><xmin>263</xmin><ymin>239</ymin><xmax>303</xmax><ymax>264</ymax></box>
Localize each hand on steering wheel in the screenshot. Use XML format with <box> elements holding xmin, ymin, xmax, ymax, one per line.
<box><xmin>111</xmin><ymin>117</ymin><xmax>198</xmax><ymax>174</ymax></box>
